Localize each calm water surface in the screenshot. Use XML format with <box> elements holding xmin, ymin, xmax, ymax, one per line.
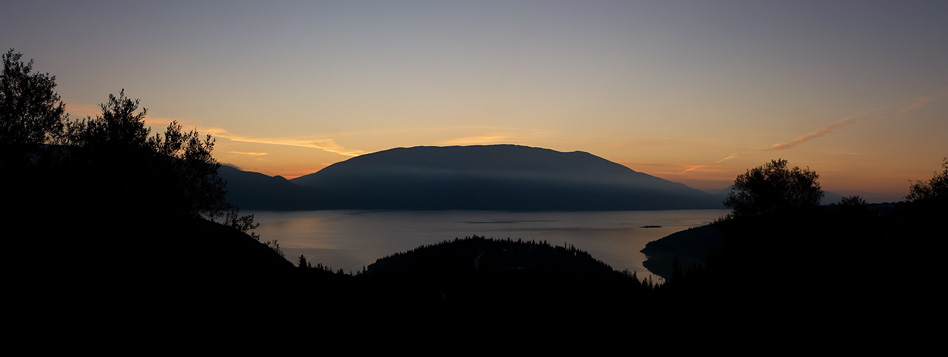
<box><xmin>250</xmin><ymin>209</ymin><xmax>729</xmax><ymax>280</ymax></box>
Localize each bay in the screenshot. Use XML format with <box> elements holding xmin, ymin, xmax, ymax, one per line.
<box><xmin>249</xmin><ymin>209</ymin><xmax>730</xmax><ymax>281</ymax></box>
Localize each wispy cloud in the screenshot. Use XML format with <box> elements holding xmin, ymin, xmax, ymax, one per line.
<box><xmin>437</xmin><ymin>127</ymin><xmax>552</xmax><ymax>147</ymax></box>
<box><xmin>621</xmin><ymin>161</ymin><xmax>727</xmax><ymax>176</ymax></box>
<box><xmin>760</xmin><ymin>107</ymin><xmax>885</xmax><ymax>152</ymax></box>
<box><xmin>677</xmin><ymin>164</ymin><xmax>709</xmax><ymax>174</ymax></box>
<box><xmin>206</xmin><ymin>127</ymin><xmax>367</xmax><ymax>157</ymax></box>
<box><xmin>439</xmin><ymin>135</ymin><xmax>513</xmax><ymax>146</ymax></box>
<box><xmin>715</xmin><ymin>152</ymin><xmax>743</xmax><ymax>164</ymax></box>
<box><xmin>61</xmin><ymin>100</ymin><xmax>367</xmax><ymax>157</ymax></box>
<box><xmin>715</xmin><ymin>92</ymin><xmax>946</xmax><ymax>163</ymax></box>
<box><xmin>229</xmin><ymin>151</ymin><xmax>268</xmax><ymax>156</ymax></box>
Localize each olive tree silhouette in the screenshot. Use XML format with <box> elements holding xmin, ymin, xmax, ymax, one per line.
<box><xmin>1</xmin><ymin>49</ymin><xmax>258</xmax><ymax>237</ymax></box>
<box><xmin>906</xmin><ymin>157</ymin><xmax>947</xmax><ymax>205</ymax></box>
<box><xmin>1</xmin><ymin>49</ymin><xmax>71</xmax><ymax>212</ymax></box>
<box><xmin>65</xmin><ymin>90</ymin><xmax>262</xmax><ymax>234</ymax></box>
<box><xmin>2</xmin><ymin>50</ymin><xmax>290</xmax><ymax>307</ymax></box>
<box><xmin>0</xmin><ymin>49</ymin><xmax>66</xmax><ymax>147</ymax></box>
<box><xmin>63</xmin><ymin>91</ymin><xmax>225</xmax><ymax>215</ymax></box>
<box><xmin>724</xmin><ymin>159</ymin><xmax>823</xmax><ymax>218</ymax></box>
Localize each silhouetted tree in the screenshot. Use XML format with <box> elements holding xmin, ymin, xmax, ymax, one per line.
<box><xmin>159</xmin><ymin>120</ymin><xmax>230</xmax><ymax>218</ymax></box>
<box><xmin>836</xmin><ymin>195</ymin><xmax>874</xmax><ymax>220</ymax></box>
<box><xmin>1</xmin><ymin>49</ymin><xmax>259</xmax><ymax>236</ymax></box>
<box><xmin>0</xmin><ymin>49</ymin><xmax>65</xmax><ymax>148</ymax></box>
<box><xmin>298</xmin><ymin>254</ymin><xmax>309</xmax><ymax>269</ymax></box>
<box><xmin>724</xmin><ymin>159</ymin><xmax>823</xmax><ymax>217</ymax></box>
<box><xmin>85</xmin><ymin>90</ymin><xmax>150</xmax><ymax>148</ymax></box>
<box><xmin>839</xmin><ymin>195</ymin><xmax>867</xmax><ymax>207</ymax></box>
<box><xmin>906</xmin><ymin>157</ymin><xmax>947</xmax><ymax>205</ymax></box>
<box><xmin>60</xmin><ymin>90</ymin><xmax>232</xmax><ymax>219</ymax></box>
<box><xmin>264</xmin><ymin>238</ymin><xmax>285</xmax><ymax>259</ymax></box>
<box><xmin>60</xmin><ymin>90</ymin><xmax>268</xmax><ymax>236</ymax></box>
<box><xmin>223</xmin><ymin>206</ymin><xmax>261</xmax><ymax>239</ymax></box>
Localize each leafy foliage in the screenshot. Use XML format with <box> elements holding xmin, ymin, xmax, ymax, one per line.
<box><xmin>907</xmin><ymin>157</ymin><xmax>948</xmax><ymax>205</ymax></box>
<box><xmin>724</xmin><ymin>158</ymin><xmax>823</xmax><ymax>217</ymax></box>
<box><xmin>2</xmin><ymin>49</ymin><xmax>256</xmax><ymax>234</ymax></box>
<box><xmin>57</xmin><ymin>90</ymin><xmax>231</xmax><ymax>220</ymax></box>
<box><xmin>0</xmin><ymin>49</ymin><xmax>65</xmax><ymax>147</ymax></box>
<box><xmin>839</xmin><ymin>195</ymin><xmax>868</xmax><ymax>207</ymax></box>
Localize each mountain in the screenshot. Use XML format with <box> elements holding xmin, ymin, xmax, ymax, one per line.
<box><xmin>218</xmin><ymin>165</ymin><xmax>345</xmax><ymax>210</ymax></box>
<box><xmin>289</xmin><ymin>145</ymin><xmax>723</xmax><ymax>210</ymax></box>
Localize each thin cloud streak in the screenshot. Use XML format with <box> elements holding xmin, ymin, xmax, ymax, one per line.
<box><xmin>61</xmin><ymin>102</ymin><xmax>368</xmax><ymax>157</ymax></box>
<box><xmin>621</xmin><ymin>161</ymin><xmax>726</xmax><ymax>176</ymax></box>
<box><xmin>763</xmin><ymin>109</ymin><xmax>883</xmax><ymax>152</ymax></box>
<box><xmin>437</xmin><ymin>128</ymin><xmax>553</xmax><ymax>147</ymax></box>
<box><xmin>439</xmin><ymin>135</ymin><xmax>512</xmax><ymax>146</ymax></box>
<box><xmin>677</xmin><ymin>164</ymin><xmax>707</xmax><ymax>174</ymax></box>
<box><xmin>205</xmin><ymin>128</ymin><xmax>367</xmax><ymax>157</ymax></box>
<box><xmin>715</xmin><ymin>92</ymin><xmax>945</xmax><ymax>163</ymax></box>
<box><xmin>715</xmin><ymin>152</ymin><xmax>743</xmax><ymax>164</ymax></box>
<box><xmin>229</xmin><ymin>151</ymin><xmax>268</xmax><ymax>156</ymax></box>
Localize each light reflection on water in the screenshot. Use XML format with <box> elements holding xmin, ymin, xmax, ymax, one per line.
<box><xmin>250</xmin><ymin>209</ymin><xmax>729</xmax><ymax>279</ymax></box>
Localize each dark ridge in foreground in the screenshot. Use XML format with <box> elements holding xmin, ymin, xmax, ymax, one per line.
<box><xmin>357</xmin><ymin>236</ymin><xmax>651</xmax><ymax>310</ymax></box>
<box><xmin>640</xmin><ymin>224</ymin><xmax>726</xmax><ymax>279</ymax></box>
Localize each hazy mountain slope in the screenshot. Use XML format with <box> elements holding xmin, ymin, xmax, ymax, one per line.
<box><xmin>219</xmin><ymin>165</ymin><xmax>346</xmax><ymax>210</ymax></box>
<box><xmin>291</xmin><ymin>145</ymin><xmax>723</xmax><ymax>210</ymax></box>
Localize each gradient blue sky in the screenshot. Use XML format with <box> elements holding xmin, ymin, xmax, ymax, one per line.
<box><xmin>4</xmin><ymin>0</ymin><xmax>946</xmax><ymax>202</ymax></box>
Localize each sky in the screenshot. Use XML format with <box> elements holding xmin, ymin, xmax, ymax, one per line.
<box><xmin>3</xmin><ymin>0</ymin><xmax>946</xmax><ymax>202</ymax></box>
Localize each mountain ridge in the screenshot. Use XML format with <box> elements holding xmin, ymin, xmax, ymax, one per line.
<box><xmin>221</xmin><ymin>144</ymin><xmax>723</xmax><ymax>211</ymax></box>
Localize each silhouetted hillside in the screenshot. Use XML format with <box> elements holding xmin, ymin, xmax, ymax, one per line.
<box><xmin>640</xmin><ymin>224</ymin><xmax>726</xmax><ymax>279</ymax></box>
<box><xmin>13</xmin><ymin>208</ymin><xmax>299</xmax><ymax>318</ymax></box>
<box><xmin>345</xmin><ymin>236</ymin><xmax>656</xmax><ymax>316</ymax></box>
<box><xmin>637</xmin><ymin>200</ymin><xmax>943</xmax><ymax>328</ymax></box>
<box><xmin>290</xmin><ymin>145</ymin><xmax>723</xmax><ymax>210</ymax></box>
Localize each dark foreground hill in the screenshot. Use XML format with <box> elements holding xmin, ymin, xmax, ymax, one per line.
<box><xmin>638</xmin><ymin>201</ymin><xmax>943</xmax><ymax>326</ymax></box>
<box><xmin>18</xmin><ymin>197</ymin><xmax>940</xmax><ymax>333</ymax></box>
<box><xmin>356</xmin><ymin>236</ymin><xmax>651</xmax><ymax>312</ymax></box>
<box><xmin>288</xmin><ymin>145</ymin><xmax>722</xmax><ymax>210</ymax></box>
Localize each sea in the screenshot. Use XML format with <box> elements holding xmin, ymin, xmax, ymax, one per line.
<box><xmin>248</xmin><ymin>209</ymin><xmax>730</xmax><ymax>281</ymax></box>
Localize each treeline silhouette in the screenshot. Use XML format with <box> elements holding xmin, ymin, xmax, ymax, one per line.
<box><xmin>5</xmin><ymin>49</ymin><xmax>945</xmax><ymax>332</ymax></box>
<box><xmin>2</xmin><ymin>49</ymin><xmax>279</xmax><ymax>318</ymax></box>
<box><xmin>359</xmin><ymin>236</ymin><xmax>655</xmax><ymax>310</ymax></box>
<box><xmin>280</xmin><ymin>158</ymin><xmax>946</xmax><ymax>326</ymax></box>
<box><xmin>281</xmin><ymin>237</ymin><xmax>664</xmax><ymax>316</ymax></box>
<box><xmin>643</xmin><ymin>158</ymin><xmax>947</xmax><ymax>327</ymax></box>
